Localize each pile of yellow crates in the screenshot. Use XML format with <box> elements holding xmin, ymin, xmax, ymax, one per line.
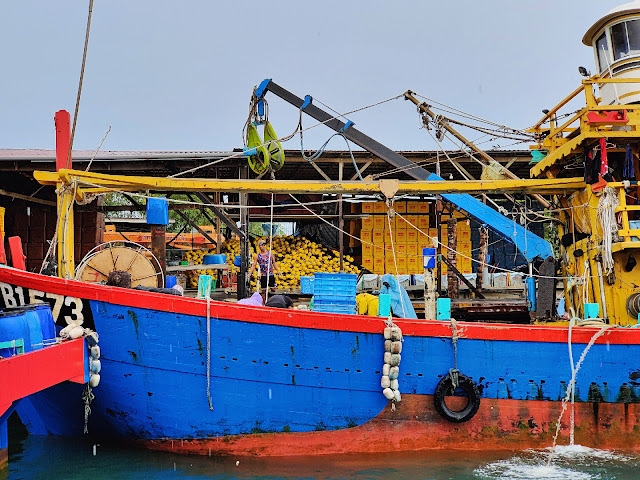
<box><xmin>357</xmin><ymin>201</ymin><xmax>473</xmax><ymax>275</ymax></box>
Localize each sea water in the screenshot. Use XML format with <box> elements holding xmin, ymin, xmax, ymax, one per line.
<box><xmin>5</xmin><ymin>434</ymin><xmax>640</xmax><ymax>480</ymax></box>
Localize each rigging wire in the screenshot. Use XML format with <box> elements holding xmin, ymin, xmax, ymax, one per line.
<box><xmin>67</xmin><ymin>0</ymin><xmax>94</xmax><ymax>169</ymax></box>
<box><xmin>171</xmin><ymin>93</ymin><xmax>404</xmax><ymax>178</ymax></box>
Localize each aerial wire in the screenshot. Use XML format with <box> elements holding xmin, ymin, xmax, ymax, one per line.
<box><xmin>67</xmin><ymin>0</ymin><xmax>95</xmax><ymax>169</ymax></box>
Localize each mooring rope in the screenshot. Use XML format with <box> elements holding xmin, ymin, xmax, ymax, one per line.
<box><xmin>206</xmin><ymin>282</ymin><xmax>213</xmax><ymax>411</ymax></box>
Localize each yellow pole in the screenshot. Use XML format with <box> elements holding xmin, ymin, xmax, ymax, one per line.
<box><xmin>56</xmin><ymin>182</ymin><xmax>75</xmax><ymax>279</ymax></box>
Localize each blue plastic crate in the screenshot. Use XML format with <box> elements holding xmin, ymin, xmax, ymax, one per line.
<box><xmin>313</xmin><ymin>302</ymin><xmax>356</xmax><ymax>314</ymax></box>
<box><xmin>314</xmin><ymin>285</ymin><xmax>356</xmax><ymax>294</ymax></box>
<box><xmin>314</xmin><ymin>294</ymin><xmax>355</xmax><ymax>304</ymax></box>
<box><xmin>314</xmin><ymin>272</ymin><xmax>357</xmax><ymax>281</ymax></box>
<box><xmin>147</xmin><ymin>197</ymin><xmax>169</xmax><ymax>225</ymax></box>
<box><xmin>300</xmin><ymin>276</ymin><xmax>314</xmax><ymax>294</ymax></box>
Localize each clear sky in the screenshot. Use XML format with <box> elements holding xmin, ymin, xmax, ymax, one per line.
<box><xmin>0</xmin><ymin>0</ymin><xmax>623</xmax><ymax>153</ymax></box>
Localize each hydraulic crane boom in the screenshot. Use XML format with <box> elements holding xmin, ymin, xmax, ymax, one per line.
<box><xmin>253</xmin><ymin>79</ymin><xmax>553</xmax><ymax>262</ymax></box>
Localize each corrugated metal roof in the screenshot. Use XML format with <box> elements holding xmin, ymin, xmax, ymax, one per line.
<box><xmin>0</xmin><ymin>148</ymin><xmax>235</xmax><ymax>161</ymax></box>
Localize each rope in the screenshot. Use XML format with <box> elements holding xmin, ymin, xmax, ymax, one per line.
<box><xmin>265</xmin><ymin>191</ymin><xmax>275</xmax><ymax>303</ymax></box>
<box><xmin>67</xmin><ymin>0</ymin><xmax>94</xmax><ymax>169</ymax></box>
<box><xmin>173</xmin><ymin>93</ymin><xmax>403</xmax><ymax>178</ymax></box>
<box><xmin>449</xmin><ymin>318</ymin><xmax>459</xmax><ymax>390</ymax></box>
<box><xmin>206</xmin><ymin>281</ymin><xmax>213</xmax><ymax>411</ymax></box>
<box><xmin>413</xmin><ymin>92</ymin><xmax>530</xmax><ymax>135</ymax></box>
<box><xmin>85</xmin><ymin>126</ymin><xmax>111</xmax><ymax>172</ymax></box>
<box><xmin>423</xmin><ymin>127</ymin><xmax>507</xmax><ymax>214</ymax></box>
<box><xmin>549</xmin><ymin>311</ymin><xmax>614</xmax><ymax>455</ymax></box>
<box><xmin>74</xmin><ymin>179</ymin><xmax>343</xmax><ymax>210</ymax></box>
<box><xmin>596</xmin><ymin>186</ymin><xmax>619</xmax><ymax>274</ymax></box>
<box><xmin>385</xmin><ymin>201</ymin><xmax>407</xmax><ymax>319</ymax></box>
<box><xmin>82</xmin><ymin>383</ymin><xmax>94</xmax><ymax>435</ymax></box>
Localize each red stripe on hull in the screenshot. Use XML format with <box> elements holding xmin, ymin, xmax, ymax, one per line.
<box><xmin>0</xmin><ymin>267</ymin><xmax>634</xmax><ymax>345</ymax></box>
<box><xmin>137</xmin><ymin>394</ymin><xmax>640</xmax><ymax>456</ymax></box>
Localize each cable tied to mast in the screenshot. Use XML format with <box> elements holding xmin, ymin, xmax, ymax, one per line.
<box><xmin>596</xmin><ymin>186</ymin><xmax>619</xmax><ymax>274</ymax></box>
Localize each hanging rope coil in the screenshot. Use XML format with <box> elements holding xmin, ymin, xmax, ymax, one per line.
<box><xmin>596</xmin><ymin>186</ymin><xmax>619</xmax><ymax>274</ymax></box>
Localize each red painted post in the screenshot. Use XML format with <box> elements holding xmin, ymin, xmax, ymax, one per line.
<box><xmin>55</xmin><ymin>110</ymin><xmax>71</xmax><ymax>171</ymax></box>
<box><xmin>7</xmin><ymin>237</ymin><xmax>26</xmax><ymax>270</ymax></box>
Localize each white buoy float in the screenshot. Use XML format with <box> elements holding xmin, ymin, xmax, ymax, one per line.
<box><xmin>381</xmin><ymin>324</ymin><xmax>403</xmax><ymax>409</ymax></box>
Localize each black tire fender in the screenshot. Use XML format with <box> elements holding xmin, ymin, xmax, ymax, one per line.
<box><xmin>433</xmin><ymin>372</ymin><xmax>481</xmax><ymax>423</ymax></box>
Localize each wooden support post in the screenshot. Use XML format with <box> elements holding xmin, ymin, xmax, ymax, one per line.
<box><xmin>173</xmin><ymin>210</ymin><xmax>218</xmax><ymax>246</ymax></box>
<box><xmin>55</xmin><ymin>110</ymin><xmax>75</xmax><ymax>278</ymax></box>
<box><xmin>476</xmin><ymin>226</ymin><xmax>488</xmax><ymax>293</ymax></box>
<box><xmin>339</xmin><ymin>195</ymin><xmax>344</xmax><ymax>272</ymax></box>
<box><xmin>238</xmin><ymin>167</ymin><xmax>249</xmax><ymax>300</ymax></box>
<box><xmin>447</xmin><ymin>218</ymin><xmax>458</xmax><ymax>298</ymax></box>
<box><xmin>338</xmin><ymin>160</ymin><xmax>344</xmax><ymax>272</ymax></box>
<box><xmin>215</xmin><ymin>191</ymin><xmax>221</xmax><ymax>254</ymax></box>
<box><xmin>436</xmin><ymin>199</ymin><xmax>442</xmax><ymax>294</ymax></box>
<box><xmin>441</xmin><ymin>254</ymin><xmax>485</xmax><ymax>299</ymax></box>
<box><xmin>424</xmin><ymin>267</ymin><xmax>436</xmax><ymax>320</ymax></box>
<box><xmin>151</xmin><ymin>225</ymin><xmax>166</xmax><ymax>285</ymax></box>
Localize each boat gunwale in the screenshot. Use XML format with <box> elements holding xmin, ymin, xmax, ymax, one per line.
<box><xmin>0</xmin><ymin>265</ymin><xmax>631</xmax><ymax>345</ymax></box>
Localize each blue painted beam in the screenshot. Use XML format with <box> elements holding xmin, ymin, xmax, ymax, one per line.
<box><xmin>428</xmin><ymin>173</ymin><xmax>553</xmax><ymax>262</ymax></box>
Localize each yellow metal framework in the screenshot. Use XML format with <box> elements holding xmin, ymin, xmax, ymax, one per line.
<box><xmin>34</xmin><ymin>169</ymin><xmax>586</xmax><ymax>197</ymax></box>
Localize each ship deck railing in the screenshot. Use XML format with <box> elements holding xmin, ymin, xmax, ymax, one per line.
<box><xmin>529</xmin><ymin>77</ymin><xmax>640</xmax><ymax>178</ymax></box>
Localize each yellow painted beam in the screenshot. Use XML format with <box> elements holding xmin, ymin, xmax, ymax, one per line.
<box><xmin>34</xmin><ymin>169</ymin><xmax>586</xmax><ymax>196</ymax></box>
<box><xmin>56</xmin><ymin>183</ymin><xmax>75</xmax><ymax>279</ymax></box>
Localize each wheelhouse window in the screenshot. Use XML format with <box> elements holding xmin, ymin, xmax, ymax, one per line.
<box><xmin>611</xmin><ymin>19</ymin><xmax>640</xmax><ymax>61</ymax></box>
<box><xmin>596</xmin><ymin>32</ymin><xmax>611</xmax><ymax>72</ymax></box>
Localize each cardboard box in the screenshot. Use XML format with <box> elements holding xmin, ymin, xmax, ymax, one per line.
<box><xmin>418</xmin><ymin>216</ymin><xmax>430</xmax><ymax>229</ymax></box>
<box><xmin>385</xmin><ymin>257</ymin><xmax>396</xmax><ymax>272</ymax></box>
<box><xmin>406</xmin><ymin>229</ymin><xmax>418</xmax><ymax>244</ymax></box>
<box><xmin>362</xmin><ymin>256</ymin><xmax>374</xmax><ymax>271</ymax></box>
<box><xmin>458</xmin><ymin>258</ymin><xmax>473</xmax><ymax>273</ymax></box>
<box><xmin>373</xmin><ymin>215</ymin><xmax>386</xmax><ymax>230</ymax></box>
<box><xmin>418</xmin><ymin>202</ymin><xmax>430</xmax><ymax>214</ymax></box>
<box><xmin>372</xmin><ymin>229</ymin><xmax>385</xmax><ymax>245</ymax></box>
<box><xmin>394</xmin><ymin>201</ymin><xmax>407</xmax><ymax>213</ymax></box>
<box><xmin>459</xmin><ymin>229</ymin><xmax>471</xmax><ymax>241</ymax></box>
<box><xmin>361</xmin><ymin>230</ymin><xmax>373</xmax><ymax>243</ymax></box>
<box><xmin>396</xmin><ymin>243</ymin><xmax>407</xmax><ymax>254</ymax></box>
<box><xmin>384</xmin><ymin>229</ymin><xmax>395</xmax><ymax>244</ymax></box>
<box><xmin>362</xmin><ymin>202</ymin><xmax>375</xmax><ymax>214</ymax></box>
<box><xmin>374</xmin><ymin>202</ymin><xmax>386</xmax><ymax>214</ymax></box>
<box><xmin>408</xmin><ymin>256</ymin><xmax>420</xmax><ymax>273</ymax></box>
<box><xmin>394</xmin><ymin>216</ymin><xmax>406</xmax><ymax>230</ymax></box>
<box><xmin>404</xmin><ymin>214</ymin><xmax>419</xmax><ymax>228</ymax></box>
<box><xmin>395</xmin><ymin>229</ymin><xmax>407</xmax><ymax>243</ymax></box>
<box><xmin>397</xmin><ymin>256</ymin><xmax>407</xmax><ymax>272</ymax></box>
<box><xmin>361</xmin><ymin>216</ymin><xmax>374</xmax><ymax>231</ymax></box>
<box><xmin>406</xmin><ymin>243</ymin><xmax>419</xmax><ymax>255</ymax></box>
<box><xmin>458</xmin><ymin>241</ymin><xmax>472</xmax><ymax>253</ymax></box>
<box><xmin>362</xmin><ymin>243</ymin><xmax>373</xmax><ymax>256</ymax></box>
<box><xmin>407</xmin><ymin>201</ymin><xmax>420</xmax><ymax>213</ymax></box>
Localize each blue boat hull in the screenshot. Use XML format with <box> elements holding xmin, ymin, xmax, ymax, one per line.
<box><xmin>2</xmin><ymin>267</ymin><xmax>640</xmax><ymax>454</ymax></box>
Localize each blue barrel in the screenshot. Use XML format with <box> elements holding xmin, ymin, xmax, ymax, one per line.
<box><xmin>4</xmin><ymin>305</ymin><xmax>49</xmax><ymax>351</ymax></box>
<box><xmin>34</xmin><ymin>303</ymin><xmax>56</xmax><ymax>344</ymax></box>
<box><xmin>0</xmin><ymin>309</ymin><xmax>31</xmax><ymax>356</ymax></box>
<box><xmin>166</xmin><ymin>275</ymin><xmax>177</xmax><ymax>288</ymax></box>
<box><xmin>526</xmin><ymin>277</ymin><xmax>536</xmax><ymax>312</ymax></box>
<box><xmin>378</xmin><ymin>293</ymin><xmax>391</xmax><ymax>317</ymax></box>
